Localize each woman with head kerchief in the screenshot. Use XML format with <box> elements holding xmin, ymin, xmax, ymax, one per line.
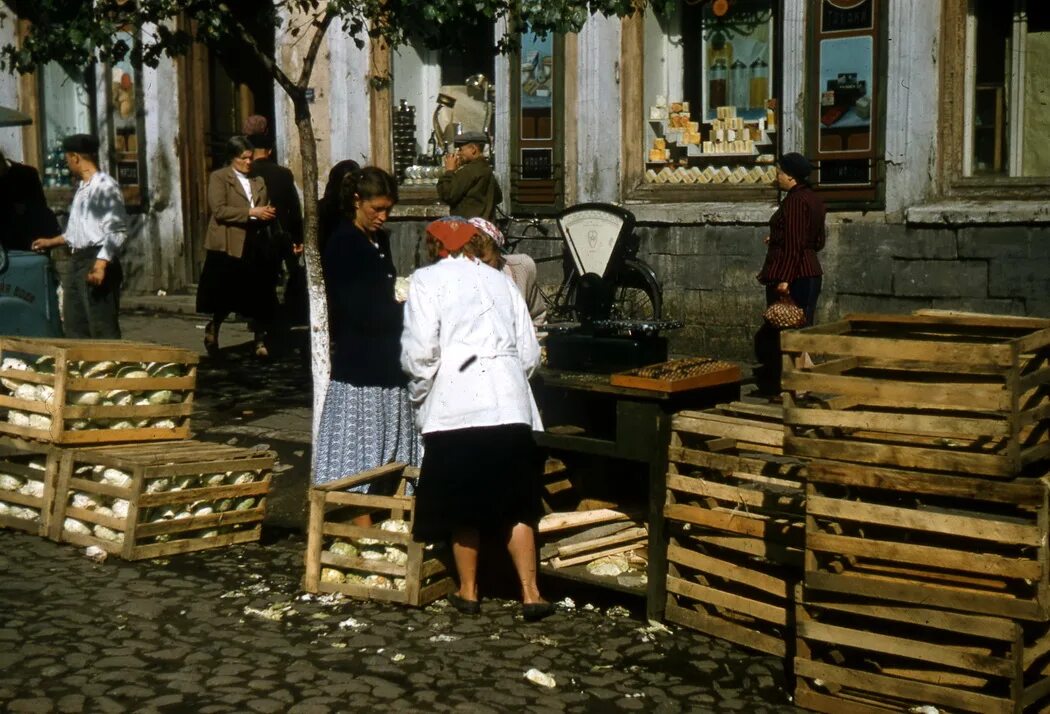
<box><xmin>313</xmin><ymin>166</ymin><xmax>421</xmax><ymax>525</ymax></box>
<box><xmin>466</xmin><ymin>216</ymin><xmax>546</xmax><ymax>326</ymax></box>
<box><xmin>401</xmin><ymin>216</ymin><xmax>553</xmax><ymax>621</ymax></box>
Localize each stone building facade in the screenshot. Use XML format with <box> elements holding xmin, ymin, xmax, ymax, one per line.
<box><xmin>1</xmin><ymin>1</ymin><xmax>1046</xmax><ymax>360</ymax></box>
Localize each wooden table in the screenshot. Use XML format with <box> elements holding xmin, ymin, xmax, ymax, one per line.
<box><xmin>531</xmin><ymin>367</ymin><xmax>741</xmax><ymax>620</ymax></box>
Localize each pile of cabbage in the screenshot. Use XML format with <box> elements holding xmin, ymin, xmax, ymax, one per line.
<box><xmin>0</xmin><ymin>458</ymin><xmax>47</xmax><ymax>523</ymax></box>
<box><xmin>64</xmin><ymin>464</ymin><xmax>263</xmax><ymax>544</ymax></box>
<box><xmin>320</xmin><ymin>518</ymin><xmax>413</xmax><ymax>591</ymax></box>
<box><xmin>0</xmin><ymin>355</ymin><xmax>189</xmax><ymax>431</ymax></box>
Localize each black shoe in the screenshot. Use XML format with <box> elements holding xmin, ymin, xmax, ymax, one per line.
<box><xmin>447</xmin><ymin>593</ymin><xmax>480</xmax><ymax>615</ymax></box>
<box><xmin>522</xmin><ymin>601</ymin><xmax>555</xmax><ymax>622</ymax></box>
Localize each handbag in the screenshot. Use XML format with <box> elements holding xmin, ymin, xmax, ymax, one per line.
<box><xmin>763</xmin><ymin>295</ymin><xmax>806</xmax><ymax>329</ymax></box>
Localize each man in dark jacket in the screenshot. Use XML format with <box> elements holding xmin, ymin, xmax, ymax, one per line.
<box><xmin>1</xmin><ymin>149</ymin><xmax>61</xmax><ymax>252</ymax></box>
<box><xmin>437</xmin><ymin>131</ymin><xmax>502</xmax><ymax>220</ymax></box>
<box><xmin>243</xmin><ymin>116</ymin><xmax>307</xmax><ymax>326</ymax></box>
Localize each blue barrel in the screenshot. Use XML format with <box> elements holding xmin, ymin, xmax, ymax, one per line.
<box><xmin>0</xmin><ymin>250</ymin><xmax>63</xmax><ymax>337</ymax></box>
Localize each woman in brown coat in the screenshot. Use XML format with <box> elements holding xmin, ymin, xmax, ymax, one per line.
<box><xmin>196</xmin><ymin>135</ymin><xmax>279</xmax><ymax>357</ymax></box>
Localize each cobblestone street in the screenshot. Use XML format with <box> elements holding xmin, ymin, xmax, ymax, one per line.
<box><xmin>1</xmin><ymin>309</ymin><xmax>801</xmax><ymax>713</ymax></box>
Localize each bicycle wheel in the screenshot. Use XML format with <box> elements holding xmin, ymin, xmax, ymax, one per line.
<box><xmin>609</xmin><ymin>258</ymin><xmax>662</xmax><ymax>321</ymax></box>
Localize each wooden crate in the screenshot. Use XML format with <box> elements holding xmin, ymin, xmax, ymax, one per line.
<box><xmin>662</xmin><ymin>403</ymin><xmax>806</xmax><ymax>657</ymax></box>
<box><xmin>303</xmin><ymin>463</ymin><xmax>456</xmax><ymax>607</ymax></box>
<box><xmin>610</xmin><ymin>357</ymin><xmax>742</xmax><ymax>393</ymax></box>
<box><xmin>49</xmin><ymin>440</ymin><xmax>273</xmax><ymax>560</ymax></box>
<box><xmin>805</xmin><ymin>459</ymin><xmax>1050</xmax><ymax>622</ymax></box>
<box><xmin>795</xmin><ymin>588</ymin><xmax>1050</xmax><ymax>714</ymax></box>
<box><xmin>780</xmin><ymin>313</ymin><xmax>1050</xmax><ymax>478</ymax></box>
<box><xmin>0</xmin><ymin>437</ymin><xmax>58</xmax><ymax>536</ymax></box>
<box><xmin>0</xmin><ymin>337</ymin><xmax>198</xmax><ymax>445</ymax></box>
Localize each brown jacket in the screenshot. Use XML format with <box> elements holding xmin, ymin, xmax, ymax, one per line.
<box><xmin>205</xmin><ymin>166</ymin><xmax>268</xmax><ymax>258</ymax></box>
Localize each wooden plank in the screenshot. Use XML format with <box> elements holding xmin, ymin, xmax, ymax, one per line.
<box><xmin>537</xmin><ymin>508</ymin><xmax>633</xmax><ymax>534</ymax></box>
<box><xmin>806</xmin><ymin>460</ymin><xmax>1045</xmax><ymax>504</ymax></box>
<box><xmin>802</xmin><ymin>596</ymin><xmax>1018</xmax><ymax>641</ymax></box>
<box><xmin>786</xmin><ymin>434</ymin><xmax>1013</xmax><ymax>477</ymax></box>
<box><xmin>312</xmin><ymin>462</ymin><xmax>406</xmax><ymax>492</ymax></box>
<box><xmin>786</xmin><ymin>404</ymin><xmax>1010</xmax><ymax>438</ymax></box>
<box><xmin>807</xmin><ymin>495</ymin><xmax>1042</xmax><ymax>545</ymax></box>
<box><xmin>794</xmin><ymin>658</ymin><xmax>1012</xmax><ymax>714</ymax></box>
<box><xmin>798</xmin><ymin>619</ymin><xmax>1013</xmax><ymax>677</ymax></box>
<box><xmin>556</xmin><ymin>527</ymin><xmax>648</xmax><ymax>557</ymax></box>
<box><xmin>665</xmin><ymin>600</ymin><xmax>786</xmax><ymax>657</ymax></box>
<box><xmin>666</xmin><ymin>474</ymin><xmax>801</xmax><ymax>513</ymax></box>
<box><xmin>683</xmin><ymin>533</ymin><xmax>804</xmax><ymax>567</ymax></box>
<box><xmin>782</xmin><ymin>370</ymin><xmax>1010</xmax><ymax>411</ymax></box>
<box><xmin>664</xmin><ymin>503</ymin><xmax>799</xmax><ymax>541</ymax></box>
<box><xmin>779</xmin><ymin>331</ymin><xmax>1013</xmax><ymax>368</ymax></box>
<box><xmin>672</xmin><ymin>414</ymin><xmax>783</xmax><ymax>447</ymax></box>
<box><xmin>806</xmin><ymin>531</ymin><xmax>1043</xmax><ymax>581</ymax></box>
<box><xmin>666</xmin><ymin>574</ymin><xmax>786</xmax><ymax>625</ymax></box>
<box><xmin>806</xmin><ymin>570</ymin><xmax>1045</xmax><ymax>621</ymax></box>
<box><xmin>667</xmin><ymin>543</ymin><xmax>790</xmax><ymax>599</ymax></box>
<box><xmin>549</xmin><ymin>540</ymin><xmax>645</xmax><ymax>568</ymax></box>
<box><xmin>792</xmin><ymin>686</ymin><xmax>896</xmax><ymax>714</ymax></box>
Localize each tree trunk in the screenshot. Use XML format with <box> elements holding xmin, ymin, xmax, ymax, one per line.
<box><xmin>292</xmin><ymin>96</ymin><xmax>329</xmax><ymax>443</ymax></box>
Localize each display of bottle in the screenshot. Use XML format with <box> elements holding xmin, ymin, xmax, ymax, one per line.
<box><xmin>749</xmin><ymin>59</ymin><xmax>769</xmax><ymax>109</ymax></box>
<box><xmin>729</xmin><ymin>59</ymin><xmax>750</xmax><ymax>109</ymax></box>
<box><xmin>708</xmin><ymin>59</ymin><xmax>727</xmax><ymax>109</ymax></box>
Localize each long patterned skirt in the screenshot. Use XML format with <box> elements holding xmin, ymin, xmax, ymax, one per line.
<box><xmin>313</xmin><ymin>379</ymin><xmax>423</xmax><ymax>493</ymax></box>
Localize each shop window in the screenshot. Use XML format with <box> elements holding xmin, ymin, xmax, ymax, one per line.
<box><xmin>806</xmin><ymin>0</ymin><xmax>885</xmax><ymax>204</ymax></box>
<box><xmin>509</xmin><ymin>28</ymin><xmax>564</xmax><ymax>210</ymax></box>
<box><xmin>37</xmin><ymin>62</ymin><xmax>96</xmax><ymax>190</ymax></box>
<box><xmin>391</xmin><ymin>23</ymin><xmax>496</xmax><ymax>190</ymax></box>
<box><xmin>107</xmin><ymin>25</ymin><xmax>148</xmax><ymax>211</ymax></box>
<box><xmin>636</xmin><ymin>0</ymin><xmax>780</xmax><ymax>193</ymax></box>
<box><xmin>965</xmin><ymin>0</ymin><xmax>1050</xmax><ymax>178</ymax></box>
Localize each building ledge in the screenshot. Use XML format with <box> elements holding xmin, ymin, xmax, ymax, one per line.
<box><xmin>390</xmin><ymin>202</ymin><xmax>448</xmax><ymax>219</ymax></box>
<box><xmin>905</xmin><ymin>201</ymin><xmax>1050</xmax><ymax>226</ymax></box>
<box><xmin>623</xmin><ymin>201</ymin><xmax>776</xmax><ymax>225</ymax></box>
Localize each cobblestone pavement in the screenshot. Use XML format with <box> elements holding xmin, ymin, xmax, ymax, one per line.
<box><xmin>0</xmin><ymin>530</ymin><xmax>800</xmax><ymax>713</ymax></box>
<box><xmin>1</xmin><ymin>310</ymin><xmax>802</xmax><ymax>712</ymax></box>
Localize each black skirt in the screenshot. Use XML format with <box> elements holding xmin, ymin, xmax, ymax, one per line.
<box><xmin>195</xmin><ymin>228</ymin><xmax>282</xmax><ymax>322</ymax></box>
<box><xmin>412</xmin><ymin>424</ymin><xmax>544</xmax><ymax>542</ymax></box>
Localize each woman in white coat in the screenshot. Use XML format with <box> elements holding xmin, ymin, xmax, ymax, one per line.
<box><xmin>401</xmin><ymin>216</ymin><xmax>553</xmax><ymax>621</ymax></box>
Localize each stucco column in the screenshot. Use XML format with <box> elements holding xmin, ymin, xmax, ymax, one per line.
<box><xmin>576</xmin><ymin>13</ymin><xmax>621</xmax><ymax>204</ymax></box>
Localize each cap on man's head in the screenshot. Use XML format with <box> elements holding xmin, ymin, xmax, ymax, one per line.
<box><xmin>467</xmin><ymin>217</ymin><xmax>505</xmax><ymax>250</ymax></box>
<box><xmin>778</xmin><ymin>152</ymin><xmax>812</xmax><ymax>183</ymax></box>
<box><xmin>242</xmin><ymin>115</ymin><xmax>269</xmax><ymax>136</ymax></box>
<box><xmin>426</xmin><ymin>216</ymin><xmax>479</xmax><ymax>255</ymax></box>
<box><xmin>62</xmin><ymin>134</ymin><xmax>100</xmax><ymax>155</ymax></box>
<box><xmin>453</xmin><ymin>131</ymin><xmax>489</xmax><ymax>147</ymax></box>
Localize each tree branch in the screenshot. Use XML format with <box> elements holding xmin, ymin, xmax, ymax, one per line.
<box><xmin>216</xmin><ymin>1</ymin><xmax>298</xmax><ymax>99</ymax></box>
<box><xmin>298</xmin><ymin>8</ymin><xmax>335</xmax><ymax>90</ymax></box>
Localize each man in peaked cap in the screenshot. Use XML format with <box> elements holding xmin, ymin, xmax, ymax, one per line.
<box><xmin>437</xmin><ymin>131</ymin><xmax>502</xmax><ymax>221</ymax></box>
<box><xmin>31</xmin><ymin>133</ymin><xmax>129</xmax><ymax>339</ymax></box>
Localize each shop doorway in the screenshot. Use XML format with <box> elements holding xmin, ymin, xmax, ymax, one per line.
<box><xmin>178</xmin><ymin>3</ymin><xmax>276</xmax><ymax>282</ymax></box>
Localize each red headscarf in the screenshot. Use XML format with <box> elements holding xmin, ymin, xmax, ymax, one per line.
<box><xmin>426</xmin><ymin>216</ymin><xmax>478</xmax><ymax>258</ymax></box>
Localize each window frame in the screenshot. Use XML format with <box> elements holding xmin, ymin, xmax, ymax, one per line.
<box><xmin>621</xmin><ymin>2</ymin><xmax>783</xmax><ymax>203</ymax></box>
<box><xmin>508</xmin><ymin>28</ymin><xmax>566</xmax><ymax>213</ymax></box>
<box><xmin>939</xmin><ymin>0</ymin><xmax>1050</xmax><ymax>198</ymax></box>
<box><xmin>803</xmin><ymin>0</ymin><xmax>888</xmax><ymax>208</ymax></box>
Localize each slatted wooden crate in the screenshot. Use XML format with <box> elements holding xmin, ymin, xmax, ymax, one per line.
<box><xmin>662</xmin><ymin>402</ymin><xmax>807</xmax><ymax>656</ymax></box>
<box><xmin>49</xmin><ymin>440</ymin><xmax>273</xmax><ymax>560</ymax></box>
<box><xmin>795</xmin><ymin>588</ymin><xmax>1050</xmax><ymax>714</ymax></box>
<box><xmin>780</xmin><ymin>313</ymin><xmax>1050</xmax><ymax>478</ymax></box>
<box><xmin>0</xmin><ymin>337</ymin><xmax>198</xmax><ymax>445</ymax></box>
<box><xmin>805</xmin><ymin>459</ymin><xmax>1050</xmax><ymax>622</ymax></box>
<box><xmin>303</xmin><ymin>462</ymin><xmax>455</xmax><ymax>607</ymax></box>
<box><xmin>0</xmin><ymin>437</ymin><xmax>58</xmax><ymax>536</ymax></box>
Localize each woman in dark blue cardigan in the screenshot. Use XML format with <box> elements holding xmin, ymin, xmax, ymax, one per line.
<box><xmin>313</xmin><ymin>167</ymin><xmax>421</xmax><ymax>525</ymax></box>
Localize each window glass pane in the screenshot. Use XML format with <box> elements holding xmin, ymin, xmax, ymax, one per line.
<box><xmin>40</xmin><ymin>63</ymin><xmax>93</xmax><ymax>187</ymax></box>
<box><xmin>1022</xmin><ymin>3</ymin><xmax>1050</xmax><ymax>176</ymax></box>
<box><xmin>971</xmin><ymin>0</ymin><xmax>1011</xmax><ymax>176</ymax></box>
<box><xmin>392</xmin><ymin>26</ymin><xmax>494</xmax><ymax>187</ymax></box>
<box><xmin>643</xmin><ymin>0</ymin><xmax>778</xmax><ymax>187</ymax></box>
